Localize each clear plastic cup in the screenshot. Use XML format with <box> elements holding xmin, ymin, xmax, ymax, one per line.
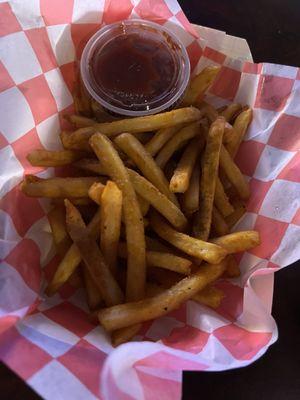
<box><xmin>80</xmin><ymin>19</ymin><xmax>190</xmax><ymax>117</ymax></box>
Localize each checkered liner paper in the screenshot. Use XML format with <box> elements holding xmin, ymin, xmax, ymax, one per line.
<box><xmin>0</xmin><ymin>0</ymin><xmax>300</xmax><ymax>399</ymax></box>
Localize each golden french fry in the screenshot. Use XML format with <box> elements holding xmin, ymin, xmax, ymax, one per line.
<box><xmin>27</xmin><ymin>149</ymin><xmax>86</xmax><ymax>167</ymax></box>
<box><xmin>214</xmin><ymin>177</ymin><xmax>234</xmax><ymax>217</ymax></box>
<box><xmin>197</xmin><ymin>101</ymin><xmax>218</xmax><ymax>123</ymax></box>
<box><xmin>212</xmin><ymin>206</ymin><xmax>229</xmax><ymax>236</ymax></box>
<box><xmin>193</xmin><ymin>117</ymin><xmax>225</xmax><ymax>240</ymax></box>
<box><xmin>169</xmin><ymin>136</ymin><xmax>204</xmax><ymax>193</ymax></box>
<box><xmin>182</xmin><ymin>66</ymin><xmax>221</xmax><ymax>106</ymax></box>
<box><xmin>45</xmin><ymin>208</ymin><xmax>101</xmax><ymax>296</ymax></box>
<box><xmin>219</xmin><ymin>145</ymin><xmax>250</xmax><ymax>200</ymax></box>
<box><xmin>60</xmin><ymin>128</ymin><xmax>94</xmax><ymax>151</ymax></box>
<box><xmin>47</xmin><ymin>206</ymin><xmax>72</xmax><ymax>256</ymax></box>
<box><xmin>182</xmin><ymin>161</ymin><xmax>201</xmax><ymax>215</ymax></box>
<box><xmin>192</xmin><ymin>285</ymin><xmax>224</xmax><ymax>308</ymax></box>
<box><xmin>75</xmin><ymin>158</ymin><xmax>108</xmax><ymax>175</ymax></box>
<box><xmin>118</xmin><ymin>242</ymin><xmax>192</xmax><ymax>275</ymax></box>
<box><xmin>225</xmin><ymin>206</ymin><xmax>246</xmax><ymax>229</ymax></box>
<box><xmin>83</xmin><ymin>267</ymin><xmax>103</xmax><ymax>310</ymax></box>
<box><xmin>114</xmin><ymin>133</ymin><xmax>179</xmax><ymax>207</ymax></box>
<box><xmin>68</xmin><ymin>114</ymin><xmax>96</xmax><ymax>128</ymax></box>
<box><xmin>220</xmin><ymin>103</ymin><xmax>242</xmax><ymax>122</ymax></box>
<box><xmin>155</xmin><ymin>121</ymin><xmax>203</xmax><ymax>169</ymax></box>
<box><xmin>137</xmin><ymin>195</ymin><xmax>150</xmax><ymax>217</ymax></box>
<box><xmin>127</xmin><ymin>169</ymin><xmax>187</xmax><ymax>230</ymax></box>
<box><xmin>65</xmin><ymin>200</ymin><xmax>124</xmax><ymax>306</ymax></box>
<box><xmin>150</xmin><ymin>212</ymin><xmax>227</xmax><ymax>264</ymax></box>
<box><xmin>98</xmin><ymin>261</ymin><xmax>226</xmax><ymax>331</ymax></box>
<box><xmin>51</xmin><ymin>197</ymin><xmax>93</xmax><ymax>206</ymax></box>
<box><xmin>211</xmin><ymin>230</ymin><xmax>260</xmax><ymax>253</ymax></box>
<box><xmin>226</xmin><ymin>108</ymin><xmax>253</xmax><ymax>157</ymax></box>
<box><xmin>20</xmin><ymin>175</ymin><xmax>104</xmax><ymax>198</ymax></box>
<box><xmin>223</xmin><ymin>255</ymin><xmax>240</xmax><ymax>278</ymax></box>
<box><xmin>111</xmin><ymin>325</ymin><xmax>142</xmax><ymax>347</ymax></box>
<box><xmin>90</xmin><ymin>133</ymin><xmax>146</xmax><ymax>302</ymax></box>
<box><xmin>145</xmin><ymin>125</ymin><xmax>184</xmax><ymax>156</ymax></box>
<box><xmin>100</xmin><ymin>181</ymin><xmax>123</xmax><ymax>276</ymax></box>
<box><xmin>131</xmin><ymin>131</ymin><xmax>154</xmax><ymax>144</ymax></box>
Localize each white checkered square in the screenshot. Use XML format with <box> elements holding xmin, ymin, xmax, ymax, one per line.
<box><xmin>36</xmin><ymin>114</ymin><xmax>62</xmax><ymax>150</ymax></box>
<box><xmin>0</xmin><ymin>210</ymin><xmax>21</xmax><ymax>259</ymax></box>
<box><xmin>282</xmin><ymin>79</ymin><xmax>300</xmax><ymax>118</ymax></box>
<box><xmin>235</xmin><ymin>72</ymin><xmax>260</xmax><ymax>106</ymax></box>
<box><xmin>262</xmin><ymin>63</ymin><xmax>298</xmax><ymax>80</ymax></box>
<box><xmin>163</xmin><ymin>17</ymin><xmax>194</xmax><ymax>47</ymax></box>
<box><xmin>0</xmin><ymin>145</ymin><xmax>23</xmax><ymax>198</ymax></box>
<box><xmin>10</xmin><ymin>0</ymin><xmax>45</xmax><ymax>30</ymax></box>
<box><xmin>247</xmin><ymin>109</ymin><xmax>278</xmax><ymax>143</ymax></box>
<box><xmin>238</xmin><ymin>252</ymin><xmax>268</xmax><ymax>281</ymax></box>
<box><xmin>72</xmin><ymin>0</ymin><xmax>104</xmax><ymax>23</ymax></box>
<box><xmin>84</xmin><ymin>326</ymin><xmax>113</xmax><ymax>355</ymax></box>
<box><xmin>187</xmin><ymin>302</ymin><xmax>229</xmax><ymax>333</ymax></box>
<box><xmin>145</xmin><ymin>317</ymin><xmax>184</xmax><ymax>341</ymax></box>
<box><xmin>271</xmin><ymin>224</ymin><xmax>300</xmax><ymax>266</ymax></box>
<box><xmin>47</xmin><ymin>25</ymin><xmax>76</xmax><ymax>66</ymax></box>
<box><xmin>25</xmin><ymin>216</ymin><xmax>54</xmax><ymax>266</ymax></box>
<box><xmin>232</xmin><ymin>212</ymin><xmax>257</xmax><ymax>231</ymax></box>
<box><xmin>45</xmin><ymin>68</ymin><xmax>73</xmax><ymax>111</ymax></box>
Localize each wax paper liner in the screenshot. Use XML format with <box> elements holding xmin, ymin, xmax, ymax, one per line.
<box><xmin>0</xmin><ymin>1</ymin><xmax>300</xmax><ymax>399</ymax></box>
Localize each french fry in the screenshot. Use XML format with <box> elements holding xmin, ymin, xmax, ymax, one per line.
<box><xmin>47</xmin><ymin>206</ymin><xmax>72</xmax><ymax>256</ymax></box>
<box><xmin>118</xmin><ymin>242</ymin><xmax>192</xmax><ymax>274</ymax></box>
<box><xmin>45</xmin><ymin>208</ymin><xmax>101</xmax><ymax>295</ymax></box>
<box><xmin>150</xmin><ymin>212</ymin><xmax>227</xmax><ymax>264</ymax></box>
<box><xmin>226</xmin><ymin>108</ymin><xmax>253</xmax><ymax>157</ymax></box>
<box><xmin>114</xmin><ymin>133</ymin><xmax>179</xmax><ymax>207</ymax></box>
<box><xmin>98</xmin><ymin>261</ymin><xmax>226</xmax><ymax>331</ymax></box>
<box><xmin>60</xmin><ymin>128</ymin><xmax>95</xmax><ymax>151</ymax></box>
<box><xmin>155</xmin><ymin>121</ymin><xmax>202</xmax><ymax>169</ymax></box>
<box><xmin>65</xmin><ymin>200</ymin><xmax>124</xmax><ymax>306</ymax></box>
<box><xmin>169</xmin><ymin>136</ymin><xmax>204</xmax><ymax>193</ymax></box>
<box><xmin>100</xmin><ymin>181</ymin><xmax>122</xmax><ymax>276</ymax></box>
<box><xmin>182</xmin><ymin>161</ymin><xmax>201</xmax><ymax>215</ymax></box>
<box><xmin>131</xmin><ymin>131</ymin><xmax>154</xmax><ymax>144</ymax></box>
<box><xmin>136</xmin><ymin>195</ymin><xmax>150</xmax><ymax>217</ymax></box>
<box><xmin>67</xmin><ymin>114</ymin><xmax>96</xmax><ymax>128</ymax></box>
<box><xmin>20</xmin><ymin>175</ymin><xmax>104</xmax><ymax>198</ymax></box>
<box><xmin>111</xmin><ymin>324</ymin><xmax>142</xmax><ymax>347</ymax></box>
<box><xmin>214</xmin><ymin>177</ymin><xmax>234</xmax><ymax>217</ymax></box>
<box><xmin>212</xmin><ymin>206</ymin><xmax>229</xmax><ymax>236</ymax></box>
<box><xmin>145</xmin><ymin>236</ymin><xmax>171</xmax><ymax>252</ymax></box>
<box><xmin>90</xmin><ymin>133</ymin><xmax>146</xmax><ymax>302</ymax></box>
<box><xmin>219</xmin><ymin>145</ymin><xmax>250</xmax><ymax>200</ymax></box>
<box><xmin>27</xmin><ymin>149</ymin><xmax>86</xmax><ymax>167</ymax></box>
<box><xmin>211</xmin><ymin>230</ymin><xmax>260</xmax><ymax>253</ymax></box>
<box><xmin>197</xmin><ymin>101</ymin><xmax>218</xmax><ymax>123</ymax></box>
<box><xmin>223</xmin><ymin>255</ymin><xmax>240</xmax><ymax>278</ymax></box>
<box><xmin>193</xmin><ymin>117</ymin><xmax>225</xmax><ymax>240</ymax></box>
<box><xmin>220</xmin><ymin>103</ymin><xmax>242</xmax><ymax>122</ymax></box>
<box><xmin>127</xmin><ymin>169</ymin><xmax>187</xmax><ymax>230</ymax></box>
<box><xmin>51</xmin><ymin>197</ymin><xmax>93</xmax><ymax>206</ymax></box>
<box><xmin>182</xmin><ymin>66</ymin><xmax>221</xmax><ymax>106</ymax></box>
<box><xmin>75</xmin><ymin>158</ymin><xmax>108</xmax><ymax>175</ymax></box>
<box><xmin>90</xmin><ymin>99</ymin><xmax>118</xmax><ymax>122</ymax></box>
<box><xmin>83</xmin><ymin>267</ymin><xmax>103</xmax><ymax>310</ymax></box>
<box><xmin>144</xmin><ymin>125</ymin><xmax>184</xmax><ymax>156</ymax></box>
<box><xmin>225</xmin><ymin>206</ymin><xmax>246</xmax><ymax>229</ymax></box>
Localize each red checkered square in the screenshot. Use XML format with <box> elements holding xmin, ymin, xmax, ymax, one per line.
<box><xmin>0</xmin><ymin>327</ymin><xmax>51</xmax><ymax>380</ymax></box>
<box><xmin>0</xmin><ymin>316</ymin><xmax>19</xmax><ymax>336</ymax></box>
<box><xmin>186</xmin><ymin>40</ymin><xmax>203</xmax><ymax>72</ymax></box>
<box><xmin>5</xmin><ymin>238</ymin><xmax>42</xmax><ymax>292</ymax></box>
<box><xmin>135</xmin><ymin>0</ymin><xmax>173</xmax><ymax>24</ymax></box>
<box><xmin>58</xmin><ymin>339</ymin><xmax>106</xmax><ymax>397</ymax></box>
<box><xmin>0</xmin><ymin>185</ymin><xmax>45</xmax><ymax>237</ymax></box>
<box><xmin>255</xmin><ymin>74</ymin><xmax>294</xmax><ymax>112</ymax></box>
<box><xmin>210</xmin><ymin>66</ymin><xmax>241</xmax><ymax>101</ymax></box>
<box><xmin>59</xmin><ymin>62</ymin><xmax>76</xmax><ymax>93</ymax></box>
<box><xmin>214</xmin><ymin>324</ymin><xmax>272</xmax><ymax>360</ymax></box>
<box><xmin>175</xmin><ymin>10</ymin><xmax>198</xmax><ymax>38</ymax></box>
<box><xmin>43</xmin><ymin>302</ymin><xmax>94</xmax><ymax>337</ymax></box>
<box><xmin>247</xmin><ymin>178</ymin><xmax>273</xmax><ymax>213</ymax></box>
<box><xmin>18</xmin><ymin>75</ymin><xmax>57</xmax><ymax>125</ymax></box>
<box><xmin>40</xmin><ymin>0</ymin><xmax>74</xmax><ymax>25</ymax></box>
<box><xmin>11</xmin><ymin>128</ymin><xmax>45</xmax><ymax>174</ymax></box>
<box><xmin>277</xmin><ymin>153</ymin><xmax>300</xmax><ymax>183</ymax></box>
<box><xmin>216</xmin><ymin>282</ymin><xmax>244</xmax><ymax>322</ymax></box>
<box><xmin>162</xmin><ymin>325</ymin><xmax>209</xmax><ymax>354</ymax></box>
<box><xmin>292</xmin><ymin>208</ymin><xmax>300</xmax><ymax>226</ymax></box>
<box><xmin>235</xmin><ymin>140</ymin><xmax>265</xmax><ymax>177</ymax></box>
<box><xmin>25</xmin><ymin>28</ymin><xmax>57</xmax><ymax>73</ymax></box>
<box><xmin>243</xmin><ymin>62</ymin><xmax>263</xmax><ymax>75</ymax></box>
<box><xmin>203</xmin><ymin>47</ymin><xmax>226</xmax><ymax>65</ymax></box>
<box><xmin>0</xmin><ymin>62</ymin><xmax>15</xmax><ymax>92</ymax></box>
<box><xmin>103</xmin><ymin>0</ymin><xmax>134</xmax><ymax>24</ymax></box>
<box><xmin>136</xmin><ymin>369</ymin><xmax>181</xmax><ymax>400</ymax></box>
<box><xmin>0</xmin><ymin>132</ymin><xmax>9</xmax><ymax>150</ymax></box>
<box><xmin>0</xmin><ymin>3</ymin><xmax>22</xmax><ymax>36</ymax></box>
<box><xmin>250</xmin><ymin>215</ymin><xmax>288</xmax><ymax>259</ymax></box>
<box><xmin>71</xmin><ymin>23</ymin><xmax>101</xmax><ymax>59</ymax></box>
<box><xmin>268</xmin><ymin>113</ymin><xmax>300</xmax><ymax>151</ymax></box>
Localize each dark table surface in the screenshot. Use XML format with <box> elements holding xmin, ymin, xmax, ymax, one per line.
<box><xmin>1</xmin><ymin>1</ymin><xmax>300</xmax><ymax>399</ymax></box>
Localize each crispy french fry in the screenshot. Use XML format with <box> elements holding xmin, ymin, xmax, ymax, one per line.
<box><xmin>68</xmin><ymin>114</ymin><xmax>96</xmax><ymax>128</ymax></box>
<box><xmin>90</xmin><ymin>133</ymin><xmax>146</xmax><ymax>302</ymax></box>
<box><xmin>226</xmin><ymin>108</ymin><xmax>253</xmax><ymax>157</ymax></box>
<box><xmin>27</xmin><ymin>149</ymin><xmax>86</xmax><ymax>167</ymax></box>
<box><xmin>51</xmin><ymin>197</ymin><xmax>93</xmax><ymax>206</ymax></box>
<box><xmin>197</xmin><ymin>101</ymin><xmax>218</xmax><ymax>123</ymax></box>
<box><xmin>65</xmin><ymin>200</ymin><xmax>124</xmax><ymax>306</ymax></box>
<box><xmin>214</xmin><ymin>177</ymin><xmax>234</xmax><ymax>217</ymax></box>
<box><xmin>144</xmin><ymin>125</ymin><xmax>184</xmax><ymax>156</ymax></box>
<box><xmin>211</xmin><ymin>230</ymin><xmax>260</xmax><ymax>253</ymax></box>
<box><xmin>212</xmin><ymin>206</ymin><xmax>229</xmax><ymax>236</ymax></box>
<box><xmin>220</xmin><ymin>103</ymin><xmax>242</xmax><ymax>122</ymax></box>
<box><xmin>193</xmin><ymin>117</ymin><xmax>225</xmax><ymax>240</ymax></box>
<box><xmin>150</xmin><ymin>212</ymin><xmax>227</xmax><ymax>264</ymax></box>
<box><xmin>47</xmin><ymin>206</ymin><xmax>72</xmax><ymax>256</ymax></box>
<box><xmin>98</xmin><ymin>261</ymin><xmax>226</xmax><ymax>331</ymax></box>
<box><xmin>111</xmin><ymin>325</ymin><xmax>142</xmax><ymax>347</ymax></box>
<box><xmin>20</xmin><ymin>175</ymin><xmax>104</xmax><ymax>198</ymax></box>
<box><xmin>75</xmin><ymin>158</ymin><xmax>108</xmax><ymax>175</ymax></box>
<box><xmin>182</xmin><ymin>66</ymin><xmax>221</xmax><ymax>106</ymax></box>
<box><xmin>219</xmin><ymin>145</ymin><xmax>250</xmax><ymax>200</ymax></box>
<box><xmin>45</xmin><ymin>208</ymin><xmax>101</xmax><ymax>295</ymax></box>
<box><xmin>137</xmin><ymin>195</ymin><xmax>150</xmax><ymax>217</ymax></box>
<box><xmin>60</xmin><ymin>128</ymin><xmax>95</xmax><ymax>151</ymax></box>
<box><xmin>83</xmin><ymin>267</ymin><xmax>103</xmax><ymax>310</ymax></box>
<box><xmin>127</xmin><ymin>169</ymin><xmax>187</xmax><ymax>230</ymax></box>
<box><xmin>225</xmin><ymin>206</ymin><xmax>246</xmax><ymax>229</ymax></box>
<box><xmin>182</xmin><ymin>161</ymin><xmax>201</xmax><ymax>215</ymax></box>
<box><xmin>100</xmin><ymin>181</ymin><xmax>122</xmax><ymax>276</ymax></box>
<box><xmin>192</xmin><ymin>285</ymin><xmax>224</xmax><ymax>308</ymax></box>
<box><xmin>155</xmin><ymin>121</ymin><xmax>203</xmax><ymax>169</ymax></box>
<box><xmin>169</xmin><ymin>136</ymin><xmax>204</xmax><ymax>193</ymax></box>
<box><xmin>114</xmin><ymin>133</ymin><xmax>179</xmax><ymax>207</ymax></box>
<box><xmin>223</xmin><ymin>255</ymin><xmax>240</xmax><ymax>278</ymax></box>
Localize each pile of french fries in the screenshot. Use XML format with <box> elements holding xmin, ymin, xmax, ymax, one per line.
<box><xmin>21</xmin><ymin>66</ymin><xmax>259</xmax><ymax>346</ymax></box>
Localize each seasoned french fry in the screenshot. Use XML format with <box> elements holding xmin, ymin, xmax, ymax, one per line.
<box><xmin>226</xmin><ymin>108</ymin><xmax>253</xmax><ymax>157</ymax></box>
<box><xmin>223</xmin><ymin>255</ymin><xmax>240</xmax><ymax>278</ymax></box>
<box><xmin>169</xmin><ymin>136</ymin><xmax>204</xmax><ymax>193</ymax></box>
<box><xmin>155</xmin><ymin>121</ymin><xmax>202</xmax><ymax>169</ymax></box>
<box><xmin>90</xmin><ymin>133</ymin><xmax>146</xmax><ymax>302</ymax></box>
<box><xmin>127</xmin><ymin>169</ymin><xmax>187</xmax><ymax>230</ymax></box>
<box><xmin>182</xmin><ymin>66</ymin><xmax>221</xmax><ymax>106</ymax></box>
<box><xmin>100</xmin><ymin>181</ymin><xmax>122</xmax><ymax>276</ymax></box>
<box><xmin>211</xmin><ymin>230</ymin><xmax>260</xmax><ymax>253</ymax></box>
<box><xmin>20</xmin><ymin>175</ymin><xmax>104</xmax><ymax>198</ymax></box>
<box><xmin>115</xmin><ymin>133</ymin><xmax>179</xmax><ymax>207</ymax></box>
<box><xmin>212</xmin><ymin>206</ymin><xmax>229</xmax><ymax>236</ymax></box>
<box><xmin>111</xmin><ymin>325</ymin><xmax>142</xmax><ymax>347</ymax></box>
<box><xmin>219</xmin><ymin>145</ymin><xmax>250</xmax><ymax>200</ymax></box>
<box><xmin>144</xmin><ymin>125</ymin><xmax>184</xmax><ymax>156</ymax></box>
<box><xmin>47</xmin><ymin>206</ymin><xmax>72</xmax><ymax>256</ymax></box>
<box><xmin>27</xmin><ymin>149</ymin><xmax>86</xmax><ymax>167</ymax></box>
<box><xmin>182</xmin><ymin>161</ymin><xmax>201</xmax><ymax>215</ymax></box>
<box><xmin>193</xmin><ymin>117</ymin><xmax>225</xmax><ymax>240</ymax></box>
<box><xmin>51</xmin><ymin>197</ymin><xmax>93</xmax><ymax>206</ymax></box>
<box><xmin>83</xmin><ymin>267</ymin><xmax>103</xmax><ymax>310</ymax></box>
<box><xmin>98</xmin><ymin>261</ymin><xmax>226</xmax><ymax>331</ymax></box>
<box><xmin>45</xmin><ymin>209</ymin><xmax>101</xmax><ymax>296</ymax></box>
<box><xmin>65</xmin><ymin>200</ymin><xmax>124</xmax><ymax>306</ymax></box>
<box><xmin>60</xmin><ymin>128</ymin><xmax>95</xmax><ymax>151</ymax></box>
<box><xmin>197</xmin><ymin>101</ymin><xmax>218</xmax><ymax>123</ymax></box>
<box><xmin>225</xmin><ymin>206</ymin><xmax>246</xmax><ymax>229</ymax></box>
<box><xmin>75</xmin><ymin>158</ymin><xmax>108</xmax><ymax>175</ymax></box>
<box><xmin>220</xmin><ymin>103</ymin><xmax>242</xmax><ymax>122</ymax></box>
<box><xmin>193</xmin><ymin>285</ymin><xmax>224</xmax><ymax>308</ymax></box>
<box><xmin>150</xmin><ymin>212</ymin><xmax>227</xmax><ymax>264</ymax></box>
<box><xmin>214</xmin><ymin>177</ymin><xmax>234</xmax><ymax>217</ymax></box>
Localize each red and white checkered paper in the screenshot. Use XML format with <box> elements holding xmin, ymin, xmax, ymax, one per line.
<box><xmin>0</xmin><ymin>0</ymin><xmax>300</xmax><ymax>399</ymax></box>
